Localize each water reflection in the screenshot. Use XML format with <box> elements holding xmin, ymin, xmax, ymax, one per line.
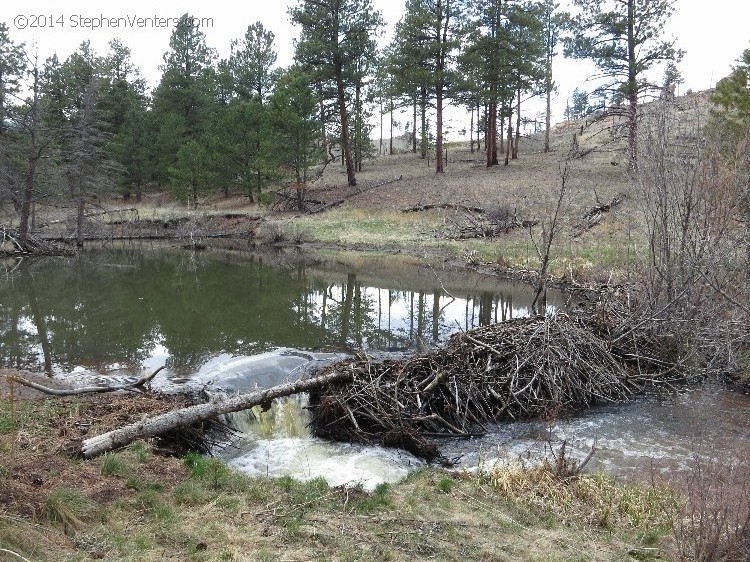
<box><xmin>0</xmin><ymin>249</ymin><xmax>559</xmax><ymax>379</ymax></box>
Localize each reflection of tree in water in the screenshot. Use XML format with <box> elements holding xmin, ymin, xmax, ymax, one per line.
<box><xmin>0</xmin><ymin>250</ymin><xmax>536</xmax><ymax>375</ymax></box>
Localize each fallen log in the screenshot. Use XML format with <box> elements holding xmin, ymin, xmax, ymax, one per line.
<box><xmin>8</xmin><ymin>366</ymin><xmax>165</xmax><ymax>396</ymax></box>
<box><xmin>81</xmin><ymin>369</ymin><xmax>352</xmax><ymax>458</ymax></box>
<box><xmin>306</xmin><ymin>175</ymin><xmax>403</xmax><ymax>214</ymax></box>
<box><xmin>572</xmin><ymin>194</ymin><xmax>626</xmax><ymax>238</ymax></box>
<box><xmin>402</xmin><ymin>203</ymin><xmax>485</xmax><ymax>214</ymax></box>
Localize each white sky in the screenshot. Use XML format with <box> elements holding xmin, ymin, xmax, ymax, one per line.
<box><xmin>2</xmin><ymin>0</ymin><xmax>749</xmax><ymax>134</ymax></box>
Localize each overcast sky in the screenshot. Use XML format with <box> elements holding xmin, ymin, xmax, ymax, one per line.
<box><xmin>2</xmin><ymin>0</ymin><xmax>749</xmax><ymax>134</ymax></box>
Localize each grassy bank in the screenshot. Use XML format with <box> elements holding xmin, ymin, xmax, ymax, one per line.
<box><xmin>1</xmin><ymin>391</ymin><xmax>679</xmax><ymax>562</ymax></box>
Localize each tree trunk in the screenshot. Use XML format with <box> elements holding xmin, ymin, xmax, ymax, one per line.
<box><xmin>436</xmin><ymin>82</ymin><xmax>444</xmax><ymax>173</ymax></box>
<box><xmin>355</xmin><ymin>82</ymin><xmax>362</xmax><ymax>173</ymax></box>
<box><xmin>470</xmin><ymin>105</ymin><xmax>474</xmax><ymax>153</ymax></box>
<box><xmin>316</xmin><ymin>81</ymin><xmax>329</xmax><ymax>161</ymax></box>
<box><xmin>434</xmin><ymin>0</ymin><xmax>448</xmax><ymax>174</ymax></box>
<box><xmin>545</xmin><ymin>48</ymin><xmax>552</xmax><ymax>153</ymax></box>
<box><xmin>379</xmin><ymin>93</ymin><xmax>384</xmax><ymax>155</ymax></box>
<box><xmin>76</xmin><ymin>197</ymin><xmax>85</xmax><ymax>248</ymax></box>
<box><xmin>81</xmin><ymin>369</ymin><xmax>353</xmax><ymax>458</ymax></box>
<box><xmin>627</xmin><ymin>0</ymin><xmax>638</xmax><ymax>168</ymax></box>
<box><xmin>476</xmin><ymin>100</ymin><xmax>481</xmax><ymax>152</ymax></box>
<box><xmin>389</xmin><ymin>98</ymin><xmax>394</xmax><ymax>155</ymax></box>
<box><xmin>505</xmin><ymin>123</ymin><xmax>512</xmax><ymax>166</ymax></box>
<box><xmin>335</xmin><ymin>63</ymin><xmax>357</xmax><ymax>187</ymax></box>
<box><xmin>412</xmin><ymin>95</ymin><xmax>417</xmax><ymax>153</ymax></box>
<box><xmin>513</xmin><ymin>87</ymin><xmax>521</xmax><ymax>160</ymax></box>
<box><xmin>486</xmin><ymin>99</ymin><xmax>496</xmax><ymax>168</ymax></box>
<box><xmin>494</xmin><ymin>107</ymin><xmax>505</xmax><ymax>160</ymax></box>
<box><xmin>19</xmin><ymin>67</ymin><xmax>40</xmax><ymax>248</ymax></box>
<box><xmin>420</xmin><ymin>87</ymin><xmax>427</xmax><ymax>159</ymax></box>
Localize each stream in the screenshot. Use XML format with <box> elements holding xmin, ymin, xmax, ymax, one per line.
<box><xmin>2</xmin><ymin>247</ymin><xmax>747</xmax><ymax>489</ymax></box>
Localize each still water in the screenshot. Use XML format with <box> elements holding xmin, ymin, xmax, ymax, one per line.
<box><xmin>2</xmin><ymin>247</ymin><xmax>747</xmax><ymax>489</ymax></box>
<box><xmin>0</xmin><ymin>247</ymin><xmax>554</xmax><ymax>380</ymax></box>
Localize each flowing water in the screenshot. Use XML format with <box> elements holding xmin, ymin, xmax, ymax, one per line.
<box><xmin>2</xmin><ymin>247</ymin><xmax>747</xmax><ymax>489</ymax></box>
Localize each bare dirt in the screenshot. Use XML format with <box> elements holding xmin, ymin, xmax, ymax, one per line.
<box><xmin>0</xmin><ymin>372</ymin><xmax>190</xmax><ymax>520</ymax></box>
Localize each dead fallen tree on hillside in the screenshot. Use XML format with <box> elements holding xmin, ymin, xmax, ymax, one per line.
<box><xmin>572</xmin><ymin>194</ymin><xmax>626</xmax><ymax>238</ymax></box>
<box><xmin>437</xmin><ymin>205</ymin><xmax>538</xmax><ymax>240</ymax></box>
<box><xmin>273</xmin><ymin>176</ymin><xmax>403</xmax><ymax>213</ymax></box>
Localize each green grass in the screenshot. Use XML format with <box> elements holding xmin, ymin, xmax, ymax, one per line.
<box><xmin>45</xmin><ymin>488</ymin><xmax>94</xmax><ymax>531</ymax></box>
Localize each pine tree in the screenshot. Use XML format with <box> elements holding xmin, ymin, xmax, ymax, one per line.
<box><xmin>269</xmin><ymin>69</ymin><xmax>323</xmax><ymax>209</ymax></box>
<box><xmin>539</xmin><ymin>0</ymin><xmax>567</xmax><ymax>153</ymax></box>
<box><xmin>383</xmin><ymin>12</ymin><xmax>432</xmax><ymax>158</ymax></box>
<box><xmin>229</xmin><ymin>22</ymin><xmax>278</xmax><ymax>101</ymax></box>
<box><xmin>152</xmin><ymin>14</ymin><xmax>217</xmax><ymax>181</ymax></box>
<box><xmin>564</xmin><ymin>0</ymin><xmax>682</xmax><ymax>167</ymax></box>
<box><xmin>0</xmin><ymin>23</ymin><xmax>24</xmax><ymax>137</ymax></box>
<box><xmin>290</xmin><ymin>0</ymin><xmax>383</xmax><ymax>187</ymax></box>
<box><xmin>711</xmin><ymin>49</ymin><xmax>750</xmax><ymax>288</ymax></box>
<box><xmin>0</xmin><ymin>23</ymin><xmax>25</xmax><ymax>213</ymax></box>
<box><xmin>99</xmin><ymin>40</ymin><xmax>149</xmax><ymax>200</ymax></box>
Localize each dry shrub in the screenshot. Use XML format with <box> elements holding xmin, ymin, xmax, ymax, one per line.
<box><xmin>638</xmin><ymin>101</ymin><xmax>750</xmax><ymax>377</ymax></box>
<box><xmin>672</xmin><ymin>457</ymin><xmax>750</xmax><ymax>562</ymax></box>
<box><xmin>487</xmin><ymin>455</ymin><xmax>677</xmax><ymax>531</ymax></box>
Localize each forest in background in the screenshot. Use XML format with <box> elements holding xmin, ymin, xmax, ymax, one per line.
<box><xmin>1</xmin><ymin>0</ymin><xmax>714</xmax><ymax>234</ymax></box>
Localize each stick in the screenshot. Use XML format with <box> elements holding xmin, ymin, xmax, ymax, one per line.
<box><xmin>402</xmin><ymin>203</ymin><xmax>485</xmax><ymax>214</ymax></box>
<box><xmin>8</xmin><ymin>366</ymin><xmax>166</xmax><ymax>396</ymax></box>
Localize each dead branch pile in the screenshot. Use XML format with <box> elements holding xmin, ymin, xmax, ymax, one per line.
<box><xmin>309</xmin><ymin>312</ymin><xmax>642</xmax><ymax>461</ymax></box>
<box><xmin>0</xmin><ymin>227</ymin><xmax>71</xmax><ymax>256</ymax></box>
<box><xmin>438</xmin><ymin>205</ymin><xmax>538</xmax><ymax>240</ymax></box>
<box><xmin>572</xmin><ymin>194</ymin><xmax>626</xmax><ymax>238</ymax></box>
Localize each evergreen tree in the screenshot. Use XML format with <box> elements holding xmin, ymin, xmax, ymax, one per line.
<box><xmin>712</xmin><ymin>49</ymin><xmax>750</xmax><ymax>125</ymax></box>
<box><xmin>383</xmin><ymin>14</ymin><xmax>432</xmax><ymax>158</ymax></box>
<box><xmin>539</xmin><ymin>0</ymin><xmax>567</xmax><ymax>153</ymax></box>
<box><xmin>99</xmin><ymin>40</ymin><xmax>150</xmax><ymax>200</ymax></box>
<box><xmin>269</xmin><ymin>69</ymin><xmax>323</xmax><ymax>209</ymax></box>
<box><xmin>229</xmin><ymin>22</ymin><xmax>277</xmax><ymax>101</ymax></box>
<box><xmin>564</xmin><ymin>0</ymin><xmax>682</xmax><ymax>167</ymax></box>
<box><xmin>711</xmin><ymin>48</ymin><xmax>750</xmax><ymax>288</ymax></box>
<box><xmin>211</xmin><ymin>22</ymin><xmax>280</xmax><ymax>200</ymax></box>
<box><xmin>52</xmin><ymin>43</ymin><xmax>115</xmax><ymax>244</ymax></box>
<box><xmin>152</xmin><ymin>14</ymin><xmax>216</xmax><ymax>181</ymax></box>
<box><xmin>397</xmin><ymin>0</ymin><xmax>465</xmax><ymax>172</ymax></box>
<box><xmin>0</xmin><ymin>23</ymin><xmax>24</xmax><ymax>136</ymax></box>
<box><xmin>169</xmin><ymin>139</ymin><xmax>213</xmax><ymax>207</ymax></box>
<box><xmin>212</xmin><ymin>97</ymin><xmax>275</xmax><ymax>200</ymax></box>
<box><xmin>571</xmin><ymin>87</ymin><xmax>591</xmax><ymax>119</ymax></box>
<box><xmin>290</xmin><ymin>0</ymin><xmax>383</xmax><ymax>187</ymax></box>
<box><xmin>0</xmin><ymin>23</ymin><xmax>25</xmax><ymax>211</ymax></box>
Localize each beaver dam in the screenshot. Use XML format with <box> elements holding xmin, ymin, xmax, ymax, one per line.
<box><xmin>68</xmin><ymin>297</ymin><xmax>689</xmax><ymax>460</ymax></box>
<box><xmin>307</xmin><ymin>300</ymin><xmax>680</xmax><ymax>462</ymax></box>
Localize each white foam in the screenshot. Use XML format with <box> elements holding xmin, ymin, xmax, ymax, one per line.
<box><xmin>227</xmin><ymin>437</ymin><xmax>425</xmax><ymax>491</ymax></box>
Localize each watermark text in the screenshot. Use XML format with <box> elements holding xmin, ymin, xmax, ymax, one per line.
<box><xmin>12</xmin><ymin>14</ymin><xmax>213</xmax><ymax>31</ymax></box>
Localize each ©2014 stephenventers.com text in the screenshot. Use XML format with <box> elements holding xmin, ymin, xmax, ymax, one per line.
<box><xmin>12</xmin><ymin>14</ymin><xmax>213</xmax><ymax>30</ymax></box>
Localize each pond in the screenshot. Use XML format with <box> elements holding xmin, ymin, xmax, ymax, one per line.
<box><xmin>0</xmin><ymin>246</ymin><xmax>560</xmax><ymax>380</ymax></box>
<box><xmin>2</xmin><ymin>247</ymin><xmax>747</xmax><ymax>489</ymax></box>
